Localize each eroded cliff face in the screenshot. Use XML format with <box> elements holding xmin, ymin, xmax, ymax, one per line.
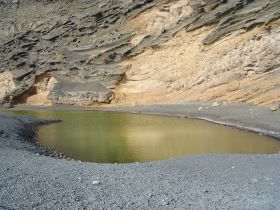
<box><xmin>0</xmin><ymin>0</ymin><xmax>279</xmax><ymax>108</ymax></box>
<box><xmin>116</xmin><ymin>20</ymin><xmax>280</xmax><ymax>107</ymax></box>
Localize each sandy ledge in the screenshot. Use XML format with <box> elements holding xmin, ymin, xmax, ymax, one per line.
<box><xmin>0</xmin><ymin>102</ymin><xmax>280</xmax><ymax>209</ymax></box>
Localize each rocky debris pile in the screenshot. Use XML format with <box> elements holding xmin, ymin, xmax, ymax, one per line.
<box><xmin>0</xmin><ymin>0</ymin><xmax>279</xmax><ymax>105</ymax></box>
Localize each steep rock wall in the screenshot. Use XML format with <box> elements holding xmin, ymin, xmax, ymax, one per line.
<box><xmin>115</xmin><ymin>20</ymin><xmax>280</xmax><ymax>107</ymax></box>
<box><xmin>0</xmin><ymin>0</ymin><xmax>279</xmax><ymax>107</ymax></box>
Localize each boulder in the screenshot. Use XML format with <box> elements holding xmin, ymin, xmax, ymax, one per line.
<box><xmin>212</xmin><ymin>101</ymin><xmax>220</xmax><ymax>107</ymax></box>
<box><xmin>3</xmin><ymin>101</ymin><xmax>13</xmax><ymax>109</ymax></box>
<box><xmin>48</xmin><ymin>81</ymin><xmax>114</xmax><ymax>105</ymax></box>
<box><xmin>269</xmin><ymin>102</ymin><xmax>280</xmax><ymax>111</ymax></box>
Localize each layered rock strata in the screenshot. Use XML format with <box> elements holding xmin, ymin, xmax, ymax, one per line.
<box><xmin>0</xmin><ymin>0</ymin><xmax>279</xmax><ymax>107</ymax></box>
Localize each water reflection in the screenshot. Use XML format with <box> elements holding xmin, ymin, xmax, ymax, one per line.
<box><xmin>5</xmin><ymin>110</ymin><xmax>280</xmax><ymax>163</ymax></box>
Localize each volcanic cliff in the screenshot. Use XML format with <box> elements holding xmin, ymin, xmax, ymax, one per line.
<box><xmin>0</xmin><ymin>0</ymin><xmax>279</xmax><ymax>108</ymax></box>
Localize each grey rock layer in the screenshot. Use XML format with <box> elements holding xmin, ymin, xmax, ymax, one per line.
<box><xmin>0</xmin><ymin>0</ymin><xmax>279</xmax><ymax>104</ymax></box>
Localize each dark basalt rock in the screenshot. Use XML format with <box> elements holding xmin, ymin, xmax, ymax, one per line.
<box><xmin>0</xmin><ymin>0</ymin><xmax>279</xmax><ymax>104</ymax></box>
<box><xmin>188</xmin><ymin>0</ymin><xmax>280</xmax><ymax>44</ymax></box>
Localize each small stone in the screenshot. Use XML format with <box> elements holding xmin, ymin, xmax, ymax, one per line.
<box><xmin>198</xmin><ymin>106</ymin><xmax>203</xmax><ymax>111</ymax></box>
<box><xmin>256</xmin><ymin>34</ymin><xmax>262</xmax><ymax>41</ymax></box>
<box><xmin>92</xmin><ymin>180</ymin><xmax>100</xmax><ymax>185</ymax></box>
<box><xmin>251</xmin><ymin>178</ymin><xmax>258</xmax><ymax>183</ymax></box>
<box><xmin>147</xmin><ymin>193</ymin><xmax>153</xmax><ymax>198</ymax></box>
<box><xmin>212</xmin><ymin>101</ymin><xmax>220</xmax><ymax>107</ymax></box>
<box><xmin>231</xmin><ymin>166</ymin><xmax>235</xmax><ymax>169</ymax></box>
<box><xmin>162</xmin><ymin>199</ymin><xmax>170</xmax><ymax>206</ymax></box>
<box><xmin>264</xmin><ymin>177</ymin><xmax>271</xmax><ymax>181</ymax></box>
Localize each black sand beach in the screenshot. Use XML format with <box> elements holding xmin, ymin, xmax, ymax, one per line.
<box><xmin>0</xmin><ymin>102</ymin><xmax>280</xmax><ymax>209</ymax></box>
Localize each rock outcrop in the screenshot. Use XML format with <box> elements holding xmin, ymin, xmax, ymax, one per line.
<box><xmin>48</xmin><ymin>81</ymin><xmax>114</xmax><ymax>105</ymax></box>
<box><xmin>0</xmin><ymin>0</ymin><xmax>279</xmax><ymax>107</ymax></box>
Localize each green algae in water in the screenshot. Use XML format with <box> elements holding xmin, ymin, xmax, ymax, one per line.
<box><xmin>4</xmin><ymin>110</ymin><xmax>280</xmax><ymax>163</ymax></box>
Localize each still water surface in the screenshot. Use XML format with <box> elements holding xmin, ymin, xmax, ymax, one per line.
<box><xmin>5</xmin><ymin>110</ymin><xmax>280</xmax><ymax>163</ymax></box>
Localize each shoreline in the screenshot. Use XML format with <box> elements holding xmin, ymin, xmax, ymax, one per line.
<box><xmin>1</xmin><ymin>102</ymin><xmax>280</xmax><ymax>209</ymax></box>
<box><xmin>93</xmin><ymin>103</ymin><xmax>280</xmax><ymax>140</ymax></box>
<box><xmin>5</xmin><ymin>101</ymin><xmax>280</xmax><ymax>139</ymax></box>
